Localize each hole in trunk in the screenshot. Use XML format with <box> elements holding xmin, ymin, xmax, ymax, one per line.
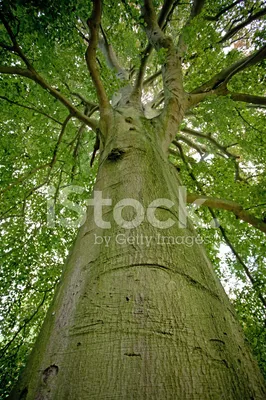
<box><xmin>42</xmin><ymin>365</ymin><xmax>58</xmax><ymax>385</ymax></box>
<box><xmin>107</xmin><ymin>148</ymin><xmax>125</xmax><ymax>162</ymax></box>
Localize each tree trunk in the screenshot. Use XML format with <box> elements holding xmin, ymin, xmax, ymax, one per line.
<box><xmin>10</xmin><ymin>107</ymin><xmax>266</xmax><ymax>399</ymax></box>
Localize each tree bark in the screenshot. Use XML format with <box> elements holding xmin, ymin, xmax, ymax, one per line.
<box><xmin>10</xmin><ymin>106</ymin><xmax>266</xmax><ymax>399</ymax></box>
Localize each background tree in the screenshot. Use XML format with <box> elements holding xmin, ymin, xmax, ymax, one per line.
<box><xmin>0</xmin><ymin>0</ymin><xmax>266</xmax><ymax>398</ymax></box>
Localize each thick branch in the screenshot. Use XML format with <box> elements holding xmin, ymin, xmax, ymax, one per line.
<box><xmin>141</xmin><ymin>0</ymin><xmax>185</xmax><ymax>141</ymax></box>
<box><xmin>190</xmin><ymin>0</ymin><xmax>206</xmax><ymax>18</ymax></box>
<box><xmin>188</xmin><ymin>88</ymin><xmax>266</xmax><ymax>109</ymax></box>
<box><xmin>229</xmin><ymin>92</ymin><xmax>266</xmax><ymax>106</ymax></box>
<box><xmin>99</xmin><ymin>25</ymin><xmax>128</xmax><ymax>80</ymax></box>
<box><xmin>0</xmin><ymin>14</ymin><xmax>98</xmax><ymax>129</ymax></box>
<box><xmin>220</xmin><ymin>7</ymin><xmax>266</xmax><ymax>43</ymax></box>
<box><xmin>205</xmin><ymin>0</ymin><xmax>242</xmax><ymax>21</ymax></box>
<box><xmin>132</xmin><ymin>0</ymin><xmax>178</xmax><ymax>99</ymax></box>
<box><xmin>191</xmin><ymin>44</ymin><xmax>266</xmax><ymax>95</ymax></box>
<box><xmin>86</xmin><ymin>0</ymin><xmax>110</xmax><ymax>113</ymax></box>
<box><xmin>187</xmin><ymin>194</ymin><xmax>266</xmax><ymax>234</ymax></box>
<box><xmin>0</xmin><ymin>65</ymin><xmax>32</xmax><ymax>78</ymax></box>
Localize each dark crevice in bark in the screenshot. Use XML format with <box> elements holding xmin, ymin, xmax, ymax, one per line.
<box><xmin>87</xmin><ymin>261</ymin><xmax>222</xmax><ymax>302</ymax></box>
<box><xmin>42</xmin><ymin>365</ymin><xmax>58</xmax><ymax>384</ymax></box>
<box><xmin>107</xmin><ymin>148</ymin><xmax>126</xmax><ymax>161</ymax></box>
<box><xmin>155</xmin><ymin>330</ymin><xmax>174</xmax><ymax>336</ymax></box>
<box><xmin>124</xmin><ymin>353</ymin><xmax>142</xmax><ymax>357</ymax></box>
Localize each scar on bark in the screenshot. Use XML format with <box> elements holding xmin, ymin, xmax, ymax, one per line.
<box><xmin>124</xmin><ymin>353</ymin><xmax>141</xmax><ymax>357</ymax></box>
<box><xmin>42</xmin><ymin>364</ymin><xmax>58</xmax><ymax>384</ymax></box>
<box><xmin>107</xmin><ymin>148</ymin><xmax>125</xmax><ymax>161</ymax></box>
<box><xmin>125</xmin><ymin>117</ymin><xmax>136</xmax><ymax>131</ymax></box>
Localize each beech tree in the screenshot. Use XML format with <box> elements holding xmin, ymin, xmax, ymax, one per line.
<box><xmin>1</xmin><ymin>0</ymin><xmax>266</xmax><ymax>398</ymax></box>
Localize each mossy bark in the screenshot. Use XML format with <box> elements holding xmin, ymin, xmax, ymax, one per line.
<box><xmin>10</xmin><ymin>107</ymin><xmax>266</xmax><ymax>399</ymax></box>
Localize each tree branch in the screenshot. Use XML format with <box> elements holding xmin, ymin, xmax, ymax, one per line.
<box><xmin>205</xmin><ymin>0</ymin><xmax>242</xmax><ymax>22</ymax></box>
<box><xmin>0</xmin><ymin>66</ymin><xmax>98</xmax><ymax>130</ymax></box>
<box><xmin>86</xmin><ymin>0</ymin><xmax>110</xmax><ymax>114</ymax></box>
<box><xmin>49</xmin><ymin>114</ymin><xmax>72</xmax><ymax>173</ymax></box>
<box><xmin>131</xmin><ymin>0</ymin><xmax>178</xmax><ymax>101</ymax></box>
<box><xmin>71</xmin><ymin>92</ymin><xmax>99</xmax><ymax>110</ymax></box>
<box><xmin>71</xmin><ymin>123</ymin><xmax>88</xmax><ymax>180</ymax></box>
<box><xmin>187</xmin><ymin>194</ymin><xmax>266</xmax><ymax>234</ymax></box>
<box><xmin>229</xmin><ymin>92</ymin><xmax>266</xmax><ymax>106</ymax></box>
<box><xmin>0</xmin><ymin>65</ymin><xmax>32</xmax><ymax>78</ymax></box>
<box><xmin>235</xmin><ymin>108</ymin><xmax>265</xmax><ymax>134</ymax></box>
<box><xmin>98</xmin><ymin>25</ymin><xmax>128</xmax><ymax>80</ymax></box>
<box><xmin>143</xmin><ymin>69</ymin><xmax>162</xmax><ymax>87</ymax></box>
<box><xmin>220</xmin><ymin>7</ymin><xmax>266</xmax><ymax>43</ymax></box>
<box><xmin>190</xmin><ymin>0</ymin><xmax>206</xmax><ymax>18</ymax></box>
<box><xmin>174</xmin><ymin>135</ymin><xmax>206</xmax><ymax>155</ymax></box>
<box><xmin>181</xmin><ymin>127</ymin><xmax>238</xmax><ymax>158</ymax></box>
<box><xmin>0</xmin><ymin>12</ymin><xmax>99</xmax><ymax>130</ymax></box>
<box><xmin>132</xmin><ymin>44</ymin><xmax>153</xmax><ymax>100</ymax></box>
<box><xmin>141</xmin><ymin>0</ymin><xmax>185</xmax><ymax>142</ymax></box>
<box><xmin>0</xmin><ymin>95</ymin><xmax>63</xmax><ymax>125</ymax></box>
<box><xmin>191</xmin><ymin>44</ymin><xmax>266</xmax><ymax>95</ymax></box>
<box><xmin>0</xmin><ymin>12</ymin><xmax>33</xmax><ymax>70</ymax></box>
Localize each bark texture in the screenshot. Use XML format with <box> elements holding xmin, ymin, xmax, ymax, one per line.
<box><xmin>10</xmin><ymin>107</ymin><xmax>266</xmax><ymax>399</ymax></box>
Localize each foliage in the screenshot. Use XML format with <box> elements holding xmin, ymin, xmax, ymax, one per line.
<box><xmin>0</xmin><ymin>0</ymin><xmax>266</xmax><ymax>397</ymax></box>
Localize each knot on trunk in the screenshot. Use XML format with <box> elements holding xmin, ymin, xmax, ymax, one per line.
<box><xmin>107</xmin><ymin>148</ymin><xmax>125</xmax><ymax>161</ymax></box>
<box><xmin>42</xmin><ymin>364</ymin><xmax>58</xmax><ymax>385</ymax></box>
